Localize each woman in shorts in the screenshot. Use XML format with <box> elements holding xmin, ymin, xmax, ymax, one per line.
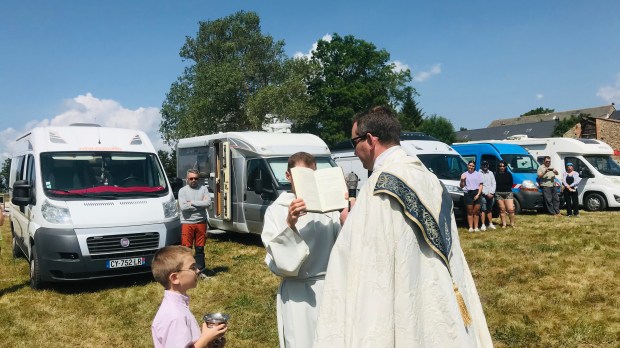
<box><xmin>460</xmin><ymin>161</ymin><xmax>483</xmax><ymax>232</ymax></box>
<box><xmin>494</xmin><ymin>160</ymin><xmax>515</xmax><ymax>228</ymax></box>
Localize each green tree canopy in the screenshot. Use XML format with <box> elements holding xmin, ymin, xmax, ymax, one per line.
<box><xmin>0</xmin><ymin>158</ymin><xmax>10</xmax><ymax>191</ymax></box>
<box><xmin>160</xmin><ymin>11</ymin><xmax>287</xmax><ymax>145</ymax></box>
<box><xmin>157</xmin><ymin>149</ymin><xmax>177</xmax><ymax>179</ymax></box>
<box><xmin>418</xmin><ymin>114</ymin><xmax>457</xmax><ymax>144</ymax></box>
<box><xmin>296</xmin><ymin>33</ymin><xmax>414</xmax><ymax>145</ymax></box>
<box><xmin>521</xmin><ymin>107</ymin><xmax>554</xmax><ymax>117</ymax></box>
<box><xmin>552</xmin><ymin>113</ymin><xmax>587</xmax><ymax>137</ymax></box>
<box><xmin>399</xmin><ymin>87</ymin><xmax>424</xmax><ymax>131</ymax></box>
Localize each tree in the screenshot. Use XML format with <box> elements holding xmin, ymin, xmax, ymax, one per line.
<box><xmin>418</xmin><ymin>114</ymin><xmax>456</xmax><ymax>144</ymax></box>
<box><xmin>399</xmin><ymin>87</ymin><xmax>424</xmax><ymax>131</ymax></box>
<box><xmin>297</xmin><ymin>33</ymin><xmax>414</xmax><ymax>145</ymax></box>
<box><xmin>521</xmin><ymin>107</ymin><xmax>554</xmax><ymax>117</ymax></box>
<box><xmin>552</xmin><ymin>113</ymin><xmax>586</xmax><ymax>137</ymax></box>
<box><xmin>157</xmin><ymin>149</ymin><xmax>177</xmax><ymax>179</ymax></box>
<box><xmin>0</xmin><ymin>158</ymin><xmax>10</xmax><ymax>191</ymax></box>
<box><xmin>160</xmin><ymin>11</ymin><xmax>287</xmax><ymax>145</ymax></box>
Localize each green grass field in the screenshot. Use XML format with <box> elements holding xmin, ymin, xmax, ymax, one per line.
<box><xmin>0</xmin><ymin>210</ymin><xmax>618</xmax><ymax>347</ymax></box>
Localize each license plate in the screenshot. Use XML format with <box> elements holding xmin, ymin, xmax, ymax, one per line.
<box><xmin>106</xmin><ymin>257</ymin><xmax>146</xmax><ymax>268</ymax></box>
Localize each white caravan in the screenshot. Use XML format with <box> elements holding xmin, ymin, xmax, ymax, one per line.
<box><xmin>176</xmin><ymin>132</ymin><xmax>336</xmax><ymax>234</ymax></box>
<box><xmin>9</xmin><ymin>124</ymin><xmax>181</xmax><ymax>289</ymax></box>
<box><xmin>330</xmin><ymin>132</ymin><xmax>468</xmax><ymax>220</ymax></box>
<box><xmin>502</xmin><ymin>136</ymin><xmax>620</xmax><ymax>211</ymax></box>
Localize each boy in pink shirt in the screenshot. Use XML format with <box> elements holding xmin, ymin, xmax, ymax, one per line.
<box><xmin>151</xmin><ymin>245</ymin><xmax>227</xmax><ymax>348</ymax></box>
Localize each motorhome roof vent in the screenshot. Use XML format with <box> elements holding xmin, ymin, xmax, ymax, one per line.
<box><xmin>48</xmin><ymin>131</ymin><xmax>66</xmax><ymax>144</ymax></box>
<box><xmin>506</xmin><ymin>134</ymin><xmax>529</xmax><ymax>140</ymax></box>
<box><xmin>69</xmin><ymin>123</ymin><xmax>101</xmax><ymax>127</ymax></box>
<box><xmin>130</xmin><ymin>134</ymin><xmax>143</xmax><ymax>145</ymax></box>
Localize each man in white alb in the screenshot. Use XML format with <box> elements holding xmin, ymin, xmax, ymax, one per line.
<box><xmin>314</xmin><ymin>106</ymin><xmax>493</xmax><ymax>347</ymax></box>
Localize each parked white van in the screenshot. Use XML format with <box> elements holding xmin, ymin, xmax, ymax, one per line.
<box><xmin>9</xmin><ymin>124</ymin><xmax>181</xmax><ymax>289</ymax></box>
<box><xmin>503</xmin><ymin>135</ymin><xmax>620</xmax><ymax>211</ymax></box>
<box><xmin>176</xmin><ymin>132</ymin><xmax>336</xmax><ymax>234</ymax></box>
<box><xmin>330</xmin><ymin>132</ymin><xmax>467</xmax><ymax>219</ymax></box>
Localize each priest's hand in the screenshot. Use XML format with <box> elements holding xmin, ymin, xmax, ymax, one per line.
<box><xmin>287</xmin><ymin>198</ymin><xmax>307</xmax><ymax>229</ymax></box>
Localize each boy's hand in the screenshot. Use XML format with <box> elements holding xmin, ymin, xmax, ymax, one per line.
<box><xmin>195</xmin><ymin>323</ymin><xmax>227</xmax><ymax>348</ymax></box>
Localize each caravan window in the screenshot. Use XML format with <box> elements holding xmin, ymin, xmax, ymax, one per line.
<box><xmin>247</xmin><ymin>159</ymin><xmax>275</xmax><ymax>191</ymax></box>
<box><xmin>41</xmin><ymin>152</ymin><xmax>168</xmax><ymax>198</ymax></box>
<box><xmin>177</xmin><ymin>146</ymin><xmax>209</xmax><ymax>179</ymax></box>
<box><xmin>584</xmin><ymin>155</ymin><xmax>620</xmax><ymax>176</ymax></box>
<box><xmin>502</xmin><ymin>154</ymin><xmax>539</xmax><ymax>173</ymax></box>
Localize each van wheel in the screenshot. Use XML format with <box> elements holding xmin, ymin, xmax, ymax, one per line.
<box><xmin>584</xmin><ymin>193</ymin><xmax>606</xmax><ymax>211</ymax></box>
<box><xmin>30</xmin><ymin>245</ymin><xmax>45</xmax><ymax>290</ymax></box>
<box><xmin>12</xmin><ymin>236</ymin><xmax>24</xmax><ymax>258</ymax></box>
<box><xmin>513</xmin><ymin>198</ymin><xmax>522</xmax><ymax>214</ymax></box>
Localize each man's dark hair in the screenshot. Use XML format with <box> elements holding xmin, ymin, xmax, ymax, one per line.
<box><xmin>544</xmin><ymin>156</ymin><xmax>551</xmax><ymax>161</ymax></box>
<box><xmin>287</xmin><ymin>152</ymin><xmax>316</xmax><ymax>171</ymax></box>
<box><xmin>353</xmin><ymin>106</ymin><xmax>401</xmax><ymax>146</ymax></box>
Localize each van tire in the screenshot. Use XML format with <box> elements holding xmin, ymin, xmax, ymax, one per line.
<box><xmin>513</xmin><ymin>198</ymin><xmax>522</xmax><ymax>214</ymax></box>
<box><xmin>30</xmin><ymin>245</ymin><xmax>45</xmax><ymax>290</ymax></box>
<box><xmin>584</xmin><ymin>193</ymin><xmax>606</xmax><ymax>212</ymax></box>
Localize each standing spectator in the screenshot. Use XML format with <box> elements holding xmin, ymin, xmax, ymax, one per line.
<box><xmin>562</xmin><ymin>162</ymin><xmax>581</xmax><ymax>217</ymax></box>
<box><xmin>494</xmin><ymin>160</ymin><xmax>516</xmax><ymax>228</ymax></box>
<box><xmin>178</xmin><ymin>169</ymin><xmax>211</xmax><ymax>279</ymax></box>
<box><xmin>479</xmin><ymin>161</ymin><xmax>496</xmax><ymax>231</ymax></box>
<box><xmin>537</xmin><ymin>156</ymin><xmax>560</xmax><ymax>216</ymax></box>
<box><xmin>460</xmin><ymin>161</ymin><xmax>484</xmax><ymax>232</ymax></box>
<box><xmin>261</xmin><ymin>152</ymin><xmax>344</xmax><ymax>348</ymax></box>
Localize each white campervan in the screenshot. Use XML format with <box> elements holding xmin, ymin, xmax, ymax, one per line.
<box><xmin>9</xmin><ymin>124</ymin><xmax>181</xmax><ymax>289</ymax></box>
<box><xmin>502</xmin><ymin>135</ymin><xmax>620</xmax><ymax>211</ymax></box>
<box><xmin>330</xmin><ymin>132</ymin><xmax>468</xmax><ymax>220</ymax></box>
<box><xmin>176</xmin><ymin>132</ymin><xmax>336</xmax><ymax>234</ymax></box>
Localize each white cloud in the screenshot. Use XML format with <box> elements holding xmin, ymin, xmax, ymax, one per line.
<box><xmin>596</xmin><ymin>73</ymin><xmax>620</xmax><ymax>103</ymax></box>
<box><xmin>391</xmin><ymin>60</ymin><xmax>410</xmax><ymax>73</ymax></box>
<box><xmin>413</xmin><ymin>63</ymin><xmax>442</xmax><ymax>82</ymax></box>
<box><xmin>294</xmin><ymin>34</ymin><xmax>333</xmax><ymax>60</ymax></box>
<box><xmin>0</xmin><ymin>93</ymin><xmax>167</xmax><ymax>162</ymax></box>
<box><xmin>536</xmin><ymin>93</ymin><xmax>544</xmax><ymax>100</ymax></box>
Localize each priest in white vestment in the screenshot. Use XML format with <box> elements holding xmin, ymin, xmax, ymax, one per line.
<box><xmin>314</xmin><ymin>106</ymin><xmax>493</xmax><ymax>347</ymax></box>
<box><xmin>262</xmin><ymin>152</ymin><xmax>343</xmax><ymax>348</ymax></box>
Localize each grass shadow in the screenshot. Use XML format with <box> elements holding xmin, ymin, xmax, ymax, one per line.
<box><xmin>210</xmin><ymin>232</ymin><xmax>264</xmax><ymax>248</ymax></box>
<box><xmin>49</xmin><ymin>272</ymin><xmax>155</xmax><ymax>294</ymax></box>
<box><xmin>0</xmin><ymin>280</ymin><xmax>29</xmax><ymax>296</ymax></box>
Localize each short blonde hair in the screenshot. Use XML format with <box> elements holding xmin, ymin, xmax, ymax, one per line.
<box><xmin>151</xmin><ymin>245</ymin><xmax>193</xmax><ymax>288</ymax></box>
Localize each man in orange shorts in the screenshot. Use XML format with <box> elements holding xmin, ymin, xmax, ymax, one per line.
<box><xmin>178</xmin><ymin>169</ymin><xmax>211</xmax><ymax>279</ymax></box>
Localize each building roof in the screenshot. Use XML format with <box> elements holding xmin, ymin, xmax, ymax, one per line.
<box><xmin>487</xmin><ymin>104</ymin><xmax>616</xmax><ymax>128</ymax></box>
<box><xmin>455</xmin><ymin>120</ymin><xmax>557</xmax><ymax>142</ymax></box>
<box><xmin>610</xmin><ymin>110</ymin><xmax>620</xmax><ymax>120</ymax></box>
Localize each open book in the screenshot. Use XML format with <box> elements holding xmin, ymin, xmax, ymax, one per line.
<box><xmin>290</xmin><ymin>166</ymin><xmax>348</xmax><ymax>213</ymax></box>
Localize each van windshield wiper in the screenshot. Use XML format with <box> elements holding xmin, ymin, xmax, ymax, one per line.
<box><xmin>48</xmin><ymin>189</ymin><xmax>119</xmax><ymax>200</ymax></box>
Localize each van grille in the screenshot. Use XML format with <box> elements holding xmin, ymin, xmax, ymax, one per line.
<box><xmin>86</xmin><ymin>232</ymin><xmax>159</xmax><ymax>254</ymax></box>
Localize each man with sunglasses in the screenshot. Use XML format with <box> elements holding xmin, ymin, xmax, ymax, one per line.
<box><xmin>537</xmin><ymin>156</ymin><xmax>560</xmax><ymax>216</ymax></box>
<box><xmin>178</xmin><ymin>169</ymin><xmax>211</xmax><ymax>279</ymax></box>
<box><xmin>315</xmin><ymin>106</ymin><xmax>491</xmax><ymax>347</ymax></box>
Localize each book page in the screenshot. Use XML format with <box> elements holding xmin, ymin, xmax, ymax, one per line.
<box><xmin>314</xmin><ymin>167</ymin><xmax>347</xmax><ymax>212</ymax></box>
<box><xmin>290</xmin><ymin>167</ymin><xmax>322</xmax><ymax>212</ymax></box>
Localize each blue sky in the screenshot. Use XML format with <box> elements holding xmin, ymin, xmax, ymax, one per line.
<box><xmin>1</xmin><ymin>1</ymin><xmax>619</xmax><ymax>159</ymax></box>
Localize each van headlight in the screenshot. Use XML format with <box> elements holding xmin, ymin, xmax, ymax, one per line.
<box><xmin>41</xmin><ymin>200</ymin><xmax>72</xmax><ymax>224</ymax></box>
<box><xmin>162</xmin><ymin>196</ymin><xmax>179</xmax><ymax>219</ymax></box>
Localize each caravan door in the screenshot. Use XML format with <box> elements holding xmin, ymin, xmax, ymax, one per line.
<box><xmin>213</xmin><ymin>140</ymin><xmax>232</xmax><ymax>221</ymax></box>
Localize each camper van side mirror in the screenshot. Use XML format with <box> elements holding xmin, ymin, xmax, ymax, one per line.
<box><xmin>254</xmin><ymin>178</ymin><xmax>275</xmax><ymax>197</ymax></box>
<box><xmin>170</xmin><ymin>177</ymin><xmax>184</xmax><ymax>199</ymax></box>
<box><xmin>580</xmin><ymin>168</ymin><xmax>594</xmax><ymax>178</ymax></box>
<box><xmin>12</xmin><ymin>180</ymin><xmax>35</xmax><ymax>206</ymax></box>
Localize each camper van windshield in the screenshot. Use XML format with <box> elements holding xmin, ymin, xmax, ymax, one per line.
<box><xmin>584</xmin><ymin>155</ymin><xmax>620</xmax><ymax>176</ymax></box>
<box><xmin>267</xmin><ymin>156</ymin><xmax>336</xmax><ymax>188</ymax></box>
<box><xmin>416</xmin><ymin>154</ymin><xmax>468</xmax><ymax>180</ymax></box>
<box><xmin>502</xmin><ymin>154</ymin><xmax>539</xmax><ymax>173</ymax></box>
<box><xmin>41</xmin><ymin>152</ymin><xmax>168</xmax><ymax>198</ymax></box>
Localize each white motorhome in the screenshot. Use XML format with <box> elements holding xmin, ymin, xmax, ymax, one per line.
<box><xmin>176</xmin><ymin>132</ymin><xmax>336</xmax><ymax>234</ymax></box>
<box><xmin>330</xmin><ymin>132</ymin><xmax>468</xmax><ymax>219</ymax></box>
<box><xmin>502</xmin><ymin>135</ymin><xmax>620</xmax><ymax>211</ymax></box>
<box><xmin>9</xmin><ymin>124</ymin><xmax>181</xmax><ymax>289</ymax></box>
